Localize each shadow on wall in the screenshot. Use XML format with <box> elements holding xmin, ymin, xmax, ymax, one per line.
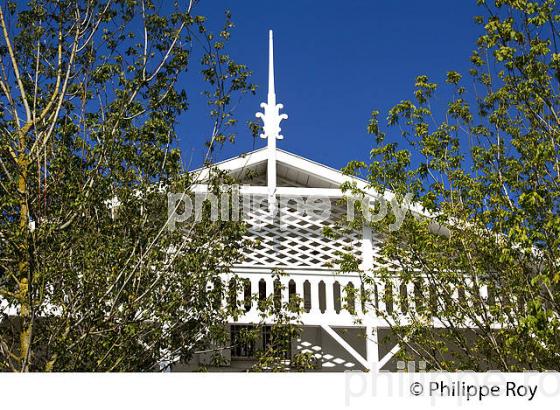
<box><xmin>296</xmin><ymin>326</ymin><xmax>367</xmax><ymax>371</ymax></box>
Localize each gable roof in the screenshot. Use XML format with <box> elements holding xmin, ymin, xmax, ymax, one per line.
<box><xmin>195</xmin><ymin>147</ymin><xmax>372</xmax><ymax>191</ymax></box>
<box><xmin>193</xmin><ymin>147</ymin><xmax>433</xmax><ymax>221</ymax></box>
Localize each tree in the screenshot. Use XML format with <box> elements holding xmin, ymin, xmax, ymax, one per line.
<box><xmin>248</xmin><ymin>270</ymin><xmax>316</xmax><ymax>372</ymax></box>
<box><xmin>0</xmin><ymin>0</ymin><xmax>254</xmax><ymax>371</ymax></box>
<box><xmin>343</xmin><ymin>0</ymin><xmax>560</xmax><ymax>371</ymax></box>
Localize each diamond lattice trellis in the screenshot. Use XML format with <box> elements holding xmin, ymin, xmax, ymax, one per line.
<box><xmin>237</xmin><ymin>195</ymin><xmax>363</xmax><ymax>269</ymax></box>
<box><xmin>369</xmin><ymin>232</ymin><xmax>401</xmax><ymax>272</ymax></box>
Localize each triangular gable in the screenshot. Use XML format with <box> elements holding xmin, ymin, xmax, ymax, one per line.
<box><xmin>193</xmin><ymin>148</ymin><xmax>432</xmax><ymax>221</ymax></box>
<box><xmin>195</xmin><ymin>148</ymin><xmax>371</xmax><ymax>191</ymax></box>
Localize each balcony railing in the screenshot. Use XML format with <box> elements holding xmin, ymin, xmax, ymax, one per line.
<box><xmin>225</xmin><ymin>271</ymin><xmax>496</xmax><ymax>328</ymax></box>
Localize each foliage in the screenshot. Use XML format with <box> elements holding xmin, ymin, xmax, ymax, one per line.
<box><xmin>224</xmin><ymin>271</ymin><xmax>316</xmax><ymax>372</ymax></box>
<box><xmin>0</xmin><ymin>0</ymin><xmax>255</xmax><ymax>371</ymax></box>
<box><xmin>343</xmin><ymin>0</ymin><xmax>560</xmax><ymax>370</ymax></box>
<box><xmin>250</xmin><ymin>271</ymin><xmax>316</xmax><ymax>372</ymax></box>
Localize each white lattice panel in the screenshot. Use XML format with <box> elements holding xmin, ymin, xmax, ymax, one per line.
<box><xmin>237</xmin><ymin>194</ymin><xmax>363</xmax><ymax>269</ymax></box>
<box><xmin>369</xmin><ymin>232</ymin><xmax>401</xmax><ymax>272</ymax></box>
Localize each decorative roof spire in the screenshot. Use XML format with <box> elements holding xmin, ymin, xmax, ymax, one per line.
<box><xmin>256</xmin><ymin>30</ymin><xmax>287</xmax><ymax>212</ymax></box>
<box><xmin>256</xmin><ymin>30</ymin><xmax>288</xmax><ymax>143</ymax></box>
<box><xmin>267</xmin><ymin>29</ymin><xmax>276</xmax><ymax>105</ymax></box>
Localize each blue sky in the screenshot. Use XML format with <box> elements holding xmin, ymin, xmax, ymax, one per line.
<box><xmin>180</xmin><ymin>0</ymin><xmax>483</xmax><ymax>171</ymax></box>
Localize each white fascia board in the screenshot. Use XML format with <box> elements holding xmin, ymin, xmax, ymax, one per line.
<box><xmin>192</xmin><ymin>148</ymin><xmax>268</xmax><ymax>181</ymax></box>
<box><xmin>275</xmin><ymin>149</ymin><xmax>362</xmax><ymax>188</ymax></box>
<box><xmin>274</xmin><ymin>150</ymin><xmax>435</xmax><ymax>216</ymax></box>
<box><xmin>192</xmin><ymin>185</ymin><xmax>344</xmax><ymax>198</ymax></box>
<box><xmin>194</xmin><ymin>147</ymin><xmax>375</xmax><ymax>196</ymax></box>
<box><xmin>274</xmin><ymin>150</ymin><xmax>398</xmax><ymax>202</ymax></box>
<box><xmin>192</xmin><ymin>147</ymin><xmax>432</xmax><ymax>218</ymax></box>
<box><xmin>191</xmin><ymin>184</ymin><xmax>269</xmax><ymax>195</ymax></box>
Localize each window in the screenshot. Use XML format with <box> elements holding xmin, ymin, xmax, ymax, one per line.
<box><xmin>230</xmin><ymin>325</ymin><xmax>256</xmax><ymax>358</ymax></box>
<box><xmin>262</xmin><ymin>326</ymin><xmax>291</xmax><ymax>360</ymax></box>
<box><xmin>230</xmin><ymin>325</ymin><xmax>292</xmax><ymax>359</ymax></box>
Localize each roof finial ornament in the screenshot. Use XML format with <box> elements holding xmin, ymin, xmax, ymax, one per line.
<box><xmin>256</xmin><ymin>30</ymin><xmax>287</xmax><ymax>214</ymax></box>
<box><xmin>256</xmin><ymin>30</ymin><xmax>288</xmax><ymax>143</ymax></box>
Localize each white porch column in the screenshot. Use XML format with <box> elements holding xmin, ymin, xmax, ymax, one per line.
<box><xmin>366</xmin><ymin>325</ymin><xmax>380</xmax><ymax>372</ymax></box>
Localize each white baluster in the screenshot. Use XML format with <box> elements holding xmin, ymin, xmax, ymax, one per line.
<box><xmin>294</xmin><ymin>278</ymin><xmax>305</xmax><ymax>310</ymax></box>
<box><xmin>421</xmin><ymin>277</ymin><xmax>431</xmax><ymax>316</ymax></box>
<box><xmin>281</xmin><ymin>277</ymin><xmax>290</xmax><ymax>306</ymax></box>
<box><xmin>479</xmin><ymin>284</ymin><xmax>488</xmax><ymax>301</ymax></box>
<box><xmin>249</xmin><ymin>276</ymin><xmax>261</xmax><ymax>312</ymax></box>
<box><xmin>238</xmin><ymin>276</ymin><xmax>247</xmax><ymax>311</ymax></box>
<box><xmin>464</xmin><ymin>278</ymin><xmax>474</xmax><ymax>309</ymax></box>
<box><xmin>343</xmin><ymin>279</ymin><xmax>357</xmax><ymax>315</ymax></box>
<box><xmin>324</xmin><ymin>277</ymin><xmax>334</xmax><ymax>316</ymax></box>
<box><xmin>221</xmin><ymin>274</ymin><xmax>230</xmax><ymax>310</ymax></box>
<box><xmin>310</xmin><ymin>279</ymin><xmax>321</xmax><ymax>315</ymax></box>
<box><xmin>392</xmin><ymin>277</ymin><xmax>400</xmax><ymax>314</ymax></box>
<box><xmin>450</xmin><ymin>285</ymin><xmax>459</xmax><ymax>312</ymax></box>
<box><xmin>407</xmin><ymin>282</ymin><xmax>415</xmax><ymax>314</ymax></box>
<box><xmin>284</xmin><ymin>279</ymin><xmax>290</xmax><ymax>304</ymax></box>
<box><xmin>264</xmin><ymin>276</ymin><xmax>274</xmax><ymax>299</ymax></box>
<box><xmin>352</xmin><ymin>279</ymin><xmax>363</xmax><ymax>316</ymax></box>
<box><xmin>376</xmin><ymin>280</ymin><xmax>386</xmax><ymax>314</ymax></box>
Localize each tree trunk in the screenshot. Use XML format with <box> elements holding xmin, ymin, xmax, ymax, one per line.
<box><xmin>17</xmin><ymin>151</ymin><xmax>32</xmax><ymax>372</ymax></box>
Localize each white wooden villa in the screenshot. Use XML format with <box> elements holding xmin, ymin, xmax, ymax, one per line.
<box><xmin>176</xmin><ymin>31</ymin><xmax>479</xmax><ymax>372</ymax></box>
